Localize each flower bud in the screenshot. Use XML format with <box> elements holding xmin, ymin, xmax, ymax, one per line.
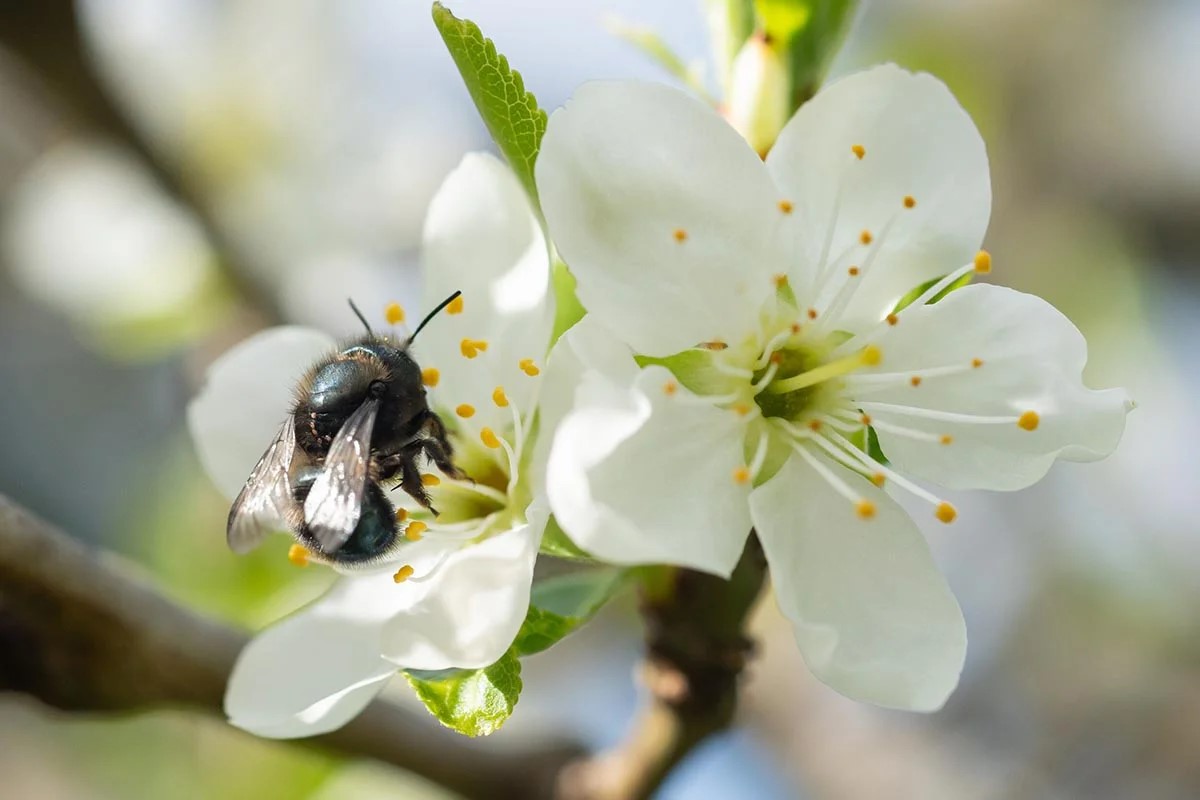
<box><xmin>726</xmin><ymin>34</ymin><xmax>790</xmax><ymax>156</ymax></box>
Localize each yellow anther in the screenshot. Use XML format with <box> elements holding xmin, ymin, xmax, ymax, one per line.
<box><xmin>974</xmin><ymin>250</ymin><xmax>992</xmax><ymax>274</ymax></box>
<box><xmin>421</xmin><ymin>367</ymin><xmax>440</xmax><ymax>387</ymax></box>
<box><xmin>773</xmin><ymin>273</ymin><xmax>789</xmax><ymax>288</ymax></box>
<box><xmin>903</xmin><ymin>195</ymin><xmax>917</xmax><ymax>209</ymax></box>
<box><xmin>807</xmin><ymin>308</ymin><xmax>819</xmax><ymax>320</ymax></box>
<box><xmin>446</xmin><ymin>294</ymin><xmax>465</xmax><ymax>315</ymax></box>
<box><xmin>971</xmin><ymin>358</ymin><xmax>984</xmax><ymax>368</ymax></box>
<box><xmin>935</xmin><ymin>502</ymin><xmax>958</xmax><ymax>524</ymax></box>
<box><xmin>480</xmin><ymin>427</ymin><xmax>501</xmax><ymax>449</ymax></box>
<box><xmin>856</xmin><ymin>500</ymin><xmax>877</xmax><ymax>519</ymax></box>
<box><xmin>385</xmin><ymin>302</ymin><xmax>406</xmax><ymax>325</ymax></box>
<box><xmin>287</xmin><ymin>543</ymin><xmax>310</xmax><ymax>567</ymax></box>
<box><xmin>860</xmin><ymin>229</ymin><xmax>873</xmax><ymax>245</ymax></box>
<box><xmin>732</xmin><ymin>402</ymin><xmax>752</xmax><ymax>417</ymax></box>
<box><xmin>456</xmin><ymin>404</ymin><xmax>476</xmax><ymax>418</ymax></box>
<box><xmin>886</xmin><ymin>313</ymin><xmax>899</xmax><ymax>326</ymax></box>
<box><xmin>733</xmin><ymin>466</ymin><xmax>752</xmax><ymax>485</ymax></box>
<box><xmin>460</xmin><ymin>339</ymin><xmax>478</xmax><ymax>358</ymax></box>
<box><xmin>404</xmin><ymin>521</ymin><xmax>428</xmax><ymax>541</ymax></box>
<box><xmin>1018</xmin><ymin>410</ymin><xmax>1040</xmax><ymax>431</ymax></box>
<box><xmin>940</xmin><ymin>434</ymin><xmax>954</xmax><ymax>446</ymax></box>
<box><xmin>789</xmin><ymin>322</ymin><xmax>802</xmax><ymax>334</ymax></box>
<box><xmin>421</xmin><ymin>473</ymin><xmax>441</xmax><ymax>487</ymax></box>
<box><xmin>393</xmin><ymin>565</ymin><xmax>415</xmax><ymax>583</ymax></box>
<box><xmin>770</xmin><ymin>352</ymin><xmax>784</xmax><ymax>364</ymax></box>
<box><xmin>910</xmin><ymin>375</ymin><xmax>922</xmax><ymax>387</ymax></box>
<box><xmin>395</xmin><ymin>507</ymin><xmax>408</xmax><ymax>522</ymax></box>
<box><xmin>871</xmin><ymin>472</ymin><xmax>886</xmax><ymax>487</ymax></box>
<box><xmin>808</xmin><ymin>419</ymin><xmax>822</xmax><ymax>432</ymax></box>
<box><xmin>673</xmin><ymin>228</ymin><xmax>688</xmax><ymax>243</ymax></box>
<box><xmin>848</xmin><ymin>265</ymin><xmax>860</xmax><ymax>276</ymax></box>
<box><xmin>860</xmin><ymin>345</ymin><xmax>882</xmax><ymax>366</ymax></box>
<box><xmin>860</xmin><ymin>414</ymin><xmax>873</xmax><ymax>426</ymax></box>
<box><xmin>663</xmin><ymin>380</ymin><xmax>678</xmax><ymax>396</ymax></box>
<box><xmin>492</xmin><ymin>386</ymin><xmax>510</xmax><ymax>407</ymax></box>
<box><xmin>778</xmin><ymin>200</ymin><xmax>794</xmax><ymax>214</ymax></box>
<box><xmin>851</xmin><ymin>144</ymin><xmax>866</xmax><ymax>160</ymax></box>
<box><xmin>519</xmin><ymin>358</ymin><xmax>540</xmax><ymax>376</ymax></box>
<box><xmin>700</xmin><ymin>340</ymin><xmax>728</xmax><ymax>351</ymax></box>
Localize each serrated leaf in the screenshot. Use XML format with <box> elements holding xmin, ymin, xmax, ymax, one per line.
<box><xmin>405</xmin><ymin>649</ymin><xmax>522</xmax><ymax>737</ymax></box>
<box><xmin>514</xmin><ymin>567</ymin><xmax>629</xmax><ymax>656</ymax></box>
<box><xmin>432</xmin><ymin>3</ymin><xmax>547</xmax><ymax>208</ymax></box>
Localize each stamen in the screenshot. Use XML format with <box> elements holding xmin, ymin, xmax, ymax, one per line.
<box><xmin>820</xmin><ymin>427</ymin><xmax>958</xmax><ymax>523</ymax></box>
<box><xmin>848</xmin><ymin>266</ymin><xmax>860</xmax><ymax>277</ymax></box>
<box><xmin>754</xmin><ymin>328</ymin><xmax>794</xmax><ymax>368</ymax></box>
<box><xmin>455</xmin><ymin>404</ymin><xmax>476</xmax><ymax>418</ymax></box>
<box><xmin>972</xmin><ymin>358</ymin><xmax>984</xmax><ymax>368</ymax></box>
<box><xmin>395</xmin><ymin>507</ymin><xmax>408</xmax><ymax>522</ymax></box>
<box><xmin>903</xmin><ymin>195</ymin><xmax>917</xmax><ymax>209</ymax></box>
<box><xmin>851</xmin><ymin>144</ymin><xmax>866</xmax><ymax>159</ymax></box>
<box><xmin>385</xmin><ymin>302</ymin><xmax>405</xmax><ymax>325</ymax></box>
<box><xmin>974</xmin><ymin>250</ymin><xmax>992</xmax><ymax>274</ymax></box>
<box><xmin>857</xmin><ymin>401</ymin><xmax>1025</xmax><ymax>426</ymax></box>
<box><xmin>751</xmin><ymin>360</ymin><xmax>780</xmax><ymax>394</ymax></box>
<box><xmin>733</xmin><ymin>466</ymin><xmax>751</xmax><ymax>485</ymax></box>
<box><xmin>446</xmin><ymin>295</ymin><xmax>465</xmax><ymax>315</ymax></box>
<box><xmin>421</xmin><ymin>367</ymin><xmax>440</xmax><ymax>387</ymax></box>
<box><xmin>663</xmin><ymin>380</ymin><xmax>679</xmax><ymax>396</ymax></box>
<box><xmin>1018</xmin><ymin>410</ymin><xmax>1040</xmax><ymax>431</ymax></box>
<box><xmin>790</xmin><ymin>442</ymin><xmax>870</xmax><ymax>514</ymax></box>
<box><xmin>393</xmin><ymin>564</ymin><xmax>415</xmax><ymax>583</ymax></box>
<box><xmin>420</xmin><ymin>473</ymin><xmax>441</xmax><ymax>487</ymax></box>
<box><xmin>887</xmin><ymin>314</ymin><xmax>899</xmax><ymax>326</ymax></box>
<box><xmin>405</xmin><ymin>521</ymin><xmax>427</xmax><ymax>541</ymax></box>
<box><xmin>766</xmin><ymin>347</ymin><xmax>881</xmax><ymax>395</ymax></box>
<box><xmin>778</xmin><ymin>200</ymin><xmax>794</xmax><ymax>214</ymax></box>
<box><xmin>859</xmin><ymin>229</ymin><xmax>873</xmax><ymax>245</ymax></box>
<box><xmin>460</xmin><ymin>338</ymin><xmax>489</xmax><ymax>358</ymax></box>
<box><xmin>519</xmin><ymin>358</ymin><xmax>540</xmax><ymax>376</ymax></box>
<box><xmin>287</xmin><ymin>544</ymin><xmax>310</xmax><ymax>567</ymax></box>
<box><xmin>856</xmin><ymin>500</ymin><xmax>877</xmax><ymax>519</ymax></box>
<box><xmin>492</xmin><ymin>386</ymin><xmax>509</xmax><ymax>407</ymax></box>
<box><xmin>673</xmin><ymin>228</ymin><xmax>688</xmax><ymax>243</ymax></box>
<box><xmin>712</xmin><ymin>358</ymin><xmax>754</xmax><ymax>379</ymax></box>
<box><xmin>773</xmin><ymin>273</ymin><xmax>789</xmax><ymax>288</ymax></box>
<box><xmin>868</xmin><ymin>417</ymin><xmax>948</xmax><ymax>444</ymax></box>
<box><xmin>910</xmin><ymin>376</ymin><xmax>922</xmax><ymax>387</ymax></box>
<box><xmin>846</xmin><ymin>361</ymin><xmax>979</xmax><ymax>390</ymax></box>
<box><xmin>700</xmin><ymin>340</ymin><xmax>727</xmax><ymax>351</ymax></box>
<box><xmin>940</xmin><ymin>434</ymin><xmax>954</xmax><ymax>445</ymax></box>
<box><xmin>480</xmin><ymin>427</ymin><xmax>501</xmax><ymax>449</ymax></box>
<box><xmin>935</xmin><ymin>503</ymin><xmax>957</xmax><ymax>523</ymax></box>
<box><xmin>748</xmin><ymin>430</ymin><xmax>770</xmax><ymax>477</ymax></box>
<box><xmin>732</xmin><ymin>402</ymin><xmax>752</xmax><ymax>417</ymax></box>
<box><xmin>807</xmin><ymin>308</ymin><xmax>819</xmax><ymax>320</ymax></box>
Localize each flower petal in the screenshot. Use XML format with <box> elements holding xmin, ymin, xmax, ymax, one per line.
<box><xmin>547</xmin><ymin>356</ymin><xmax>752</xmax><ymax>578</ymax></box>
<box><xmin>536</xmin><ymin>80</ymin><xmax>785</xmax><ymax>355</ymax></box>
<box><xmin>767</xmin><ymin>65</ymin><xmax>990</xmax><ymax>331</ymax></box>
<box><xmin>414</xmin><ymin>152</ymin><xmax>553</xmax><ymax>437</ymax></box>
<box><xmin>379</xmin><ymin>519</ymin><xmax>543</xmax><ymax>670</ymax></box>
<box><xmin>852</xmin><ymin>284</ymin><xmax>1132</xmax><ymax>490</ymax></box>
<box><xmin>188</xmin><ymin>326</ymin><xmax>336</xmax><ymax>499</ymax></box>
<box><xmin>750</xmin><ymin>450</ymin><xmax>966</xmax><ymax>711</ymax></box>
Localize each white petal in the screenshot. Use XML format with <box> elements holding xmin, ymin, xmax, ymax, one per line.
<box><xmin>188</xmin><ymin>327</ymin><xmax>336</xmax><ymax>499</ymax></box>
<box><xmin>854</xmin><ymin>284</ymin><xmax>1132</xmax><ymax>490</ymax></box>
<box><xmin>548</xmin><ymin>359</ymin><xmax>752</xmax><ymax>578</ymax></box>
<box><xmin>536</xmin><ymin>80</ymin><xmax>786</xmax><ymax>355</ymax></box>
<box><xmin>414</xmin><ymin>152</ymin><xmax>553</xmax><ymax>436</ymax></box>
<box><xmin>750</xmin><ymin>450</ymin><xmax>966</xmax><ymax>711</ymax></box>
<box><xmin>379</xmin><ymin>519</ymin><xmax>544</xmax><ymax>670</ymax></box>
<box><xmin>768</xmin><ymin>65</ymin><xmax>990</xmax><ymax>331</ymax></box>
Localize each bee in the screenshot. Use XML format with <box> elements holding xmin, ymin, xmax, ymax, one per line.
<box><xmin>226</xmin><ymin>292</ymin><xmax>462</xmax><ymax>565</ymax></box>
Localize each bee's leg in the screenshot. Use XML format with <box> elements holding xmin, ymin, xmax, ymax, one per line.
<box><xmin>419</xmin><ymin>411</ymin><xmax>464</xmax><ymax>479</ymax></box>
<box><xmin>394</xmin><ymin>451</ymin><xmax>437</xmax><ymax>514</ymax></box>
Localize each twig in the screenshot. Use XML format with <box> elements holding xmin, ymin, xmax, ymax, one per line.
<box><xmin>556</xmin><ymin>537</ymin><xmax>768</xmax><ymax>800</ymax></box>
<box><xmin>0</xmin><ymin>493</ymin><xmax>578</xmax><ymax>800</ymax></box>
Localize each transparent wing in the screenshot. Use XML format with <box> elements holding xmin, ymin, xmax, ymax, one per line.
<box><xmin>304</xmin><ymin>398</ymin><xmax>379</xmax><ymax>554</ymax></box>
<box><xmin>226</xmin><ymin>418</ymin><xmax>300</xmax><ymax>554</ymax></box>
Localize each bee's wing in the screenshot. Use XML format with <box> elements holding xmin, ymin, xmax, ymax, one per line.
<box><xmin>303</xmin><ymin>397</ymin><xmax>379</xmax><ymax>554</ymax></box>
<box><xmin>226</xmin><ymin>418</ymin><xmax>300</xmax><ymax>554</ymax></box>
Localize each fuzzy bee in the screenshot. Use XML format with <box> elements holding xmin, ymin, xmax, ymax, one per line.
<box><xmin>226</xmin><ymin>292</ymin><xmax>462</xmax><ymax>566</ymax></box>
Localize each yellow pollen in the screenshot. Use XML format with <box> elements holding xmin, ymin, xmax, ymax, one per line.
<box><xmin>974</xmin><ymin>250</ymin><xmax>992</xmax><ymax>274</ymax></box>
<box><xmin>395</xmin><ymin>507</ymin><xmax>408</xmax><ymax>522</ymax></box>
<box><xmin>663</xmin><ymin>380</ymin><xmax>679</xmax><ymax>396</ymax></box>
<box><xmin>860</xmin><ymin>229</ymin><xmax>873</xmax><ymax>245</ymax></box>
<box><xmin>460</xmin><ymin>338</ymin><xmax>489</xmax><ymax>358</ymax></box>
<box><xmin>455</xmin><ymin>404</ymin><xmax>476</xmax><ymax>418</ymax></box>
<box><xmin>871</xmin><ymin>472</ymin><xmax>886</xmax><ymax>487</ymax></box>
<box><xmin>886</xmin><ymin>313</ymin><xmax>899</xmax><ymax>326</ymax></box>
<box><xmin>393</xmin><ymin>565</ymin><xmax>415</xmax><ymax>583</ymax></box>
<box><xmin>935</xmin><ymin>502</ymin><xmax>958</xmax><ymax>524</ymax></box>
<box><xmin>808</xmin><ymin>420</ymin><xmax>822</xmax><ymax>432</ymax></box>
<box><xmin>492</xmin><ymin>386</ymin><xmax>510</xmax><ymax>407</ymax></box>
<box><xmin>404</xmin><ymin>521</ymin><xmax>427</xmax><ymax>542</ymax></box>
<box><xmin>446</xmin><ymin>294</ymin><xmax>465</xmax><ymax>315</ymax></box>
<box><xmin>903</xmin><ymin>195</ymin><xmax>917</xmax><ymax>209</ymax></box>
<box><xmin>519</xmin><ymin>358</ymin><xmax>540</xmax><ymax>376</ymax></box>
<box><xmin>778</xmin><ymin>200</ymin><xmax>794</xmax><ymax>214</ymax></box>
<box><xmin>733</xmin><ymin>466</ymin><xmax>752</xmax><ymax>485</ymax></box>
<box><xmin>807</xmin><ymin>308</ymin><xmax>819</xmax><ymax>320</ymax></box>
<box><xmin>1018</xmin><ymin>410</ymin><xmax>1040</xmax><ymax>431</ymax></box>
<box><xmin>940</xmin><ymin>434</ymin><xmax>954</xmax><ymax>446</ymax></box>
<box><xmin>385</xmin><ymin>302</ymin><xmax>405</xmax><ymax>324</ymax></box>
<box><xmin>480</xmin><ymin>427</ymin><xmax>501</xmax><ymax>449</ymax></box>
<box><xmin>860</xmin><ymin>414</ymin><xmax>873</xmax><ymax>425</ymax></box>
<box><xmin>421</xmin><ymin>367</ymin><xmax>440</xmax><ymax>387</ymax></box>
<box><xmin>851</xmin><ymin>144</ymin><xmax>866</xmax><ymax>160</ymax></box>
<box><xmin>673</xmin><ymin>228</ymin><xmax>688</xmax><ymax>243</ymax></box>
<box><xmin>910</xmin><ymin>376</ymin><xmax>922</xmax><ymax>387</ymax></box>
<box><xmin>861</xmin><ymin>345</ymin><xmax>882</xmax><ymax>366</ymax></box>
<box><xmin>773</xmin><ymin>273</ymin><xmax>789</xmax><ymax>288</ymax></box>
<box><xmin>856</xmin><ymin>500</ymin><xmax>877</xmax><ymax>519</ymax></box>
<box><xmin>732</xmin><ymin>402</ymin><xmax>752</xmax><ymax>416</ymax></box>
<box><xmin>972</xmin><ymin>358</ymin><xmax>984</xmax><ymax>368</ymax></box>
<box><xmin>287</xmin><ymin>543</ymin><xmax>310</xmax><ymax>567</ymax></box>
<box><xmin>420</xmin><ymin>473</ymin><xmax>441</xmax><ymax>487</ymax></box>
<box><xmin>848</xmin><ymin>266</ymin><xmax>860</xmax><ymax>276</ymax></box>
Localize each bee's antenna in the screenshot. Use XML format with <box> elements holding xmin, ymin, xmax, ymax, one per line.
<box><xmin>347</xmin><ymin>299</ymin><xmax>373</xmax><ymax>334</ymax></box>
<box><xmin>409</xmin><ymin>290</ymin><xmax>462</xmax><ymax>343</ymax></box>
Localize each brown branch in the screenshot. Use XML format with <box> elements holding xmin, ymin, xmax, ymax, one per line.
<box><xmin>556</xmin><ymin>537</ymin><xmax>768</xmax><ymax>800</ymax></box>
<box><xmin>0</xmin><ymin>493</ymin><xmax>578</xmax><ymax>800</ymax></box>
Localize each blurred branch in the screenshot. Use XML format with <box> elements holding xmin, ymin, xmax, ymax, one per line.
<box><xmin>0</xmin><ymin>0</ymin><xmax>285</xmax><ymax>321</ymax></box>
<box><xmin>0</xmin><ymin>493</ymin><xmax>578</xmax><ymax>799</ymax></box>
<box><xmin>557</xmin><ymin>537</ymin><xmax>767</xmax><ymax>800</ymax></box>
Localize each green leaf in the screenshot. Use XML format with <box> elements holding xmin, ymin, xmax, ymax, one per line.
<box><xmin>891</xmin><ymin>270</ymin><xmax>974</xmax><ymax>314</ymax></box>
<box><xmin>753</xmin><ymin>0</ymin><xmax>858</xmax><ymax>107</ymax></box>
<box><xmin>405</xmin><ymin>649</ymin><xmax>522</xmax><ymax>737</ymax></box>
<box><xmin>538</xmin><ymin>514</ymin><xmax>592</xmax><ymax>560</ymax></box>
<box><xmin>432</xmin><ymin>3</ymin><xmax>547</xmax><ymax>208</ymax></box>
<box><xmin>515</xmin><ymin>567</ymin><xmax>629</xmax><ymax>656</ymax></box>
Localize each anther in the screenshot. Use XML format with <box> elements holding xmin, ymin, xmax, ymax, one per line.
<box><xmin>673</xmin><ymin>228</ymin><xmax>688</xmax><ymax>243</ymax></box>
<box><xmin>447</xmin><ymin>295</ymin><xmax>465</xmax><ymax>315</ymax></box>
<box><xmin>778</xmin><ymin>200</ymin><xmax>794</xmax><ymax>214</ymax></box>
<box><xmin>773</xmin><ymin>274</ymin><xmax>789</xmax><ymax>288</ymax></box>
<box><xmin>807</xmin><ymin>308</ymin><xmax>819</xmax><ymax>320</ymax></box>
<box><xmin>939</xmin><ymin>434</ymin><xmax>954</xmax><ymax>445</ymax></box>
<box><xmin>808</xmin><ymin>420</ymin><xmax>822</xmax><ymax>432</ymax></box>
<box><xmin>903</xmin><ymin>195</ymin><xmax>917</xmax><ymax>209</ymax></box>
<box><xmin>886</xmin><ymin>313</ymin><xmax>899</xmax><ymax>326</ymax></box>
<box><xmin>480</xmin><ymin>427</ymin><xmax>501</xmax><ymax>449</ymax></box>
<box><xmin>395</xmin><ymin>507</ymin><xmax>408</xmax><ymax>522</ymax></box>
<box><xmin>848</xmin><ymin>266</ymin><xmax>860</xmax><ymax>276</ymax></box>
<box><xmin>851</xmin><ymin>144</ymin><xmax>866</xmax><ymax>160</ymax></box>
<box><xmin>861</xmin><ymin>345</ymin><xmax>882</xmax><ymax>366</ymax></box>
<box><xmin>385</xmin><ymin>302</ymin><xmax>405</xmax><ymax>325</ymax></box>
<box><xmin>732</xmin><ymin>402</ymin><xmax>752</xmax><ymax>416</ymax></box>
<box><xmin>456</xmin><ymin>404</ymin><xmax>476</xmax><ymax>418</ymax></box>
<box><xmin>860</xmin><ymin>414</ymin><xmax>872</xmax><ymax>425</ymax></box>
<box><xmin>492</xmin><ymin>386</ymin><xmax>509</xmax><ymax>407</ymax></box>
<box><xmin>404</xmin><ymin>521</ymin><xmax>427</xmax><ymax>541</ymax></box>
<box><xmin>935</xmin><ymin>502</ymin><xmax>958</xmax><ymax>524</ymax></box>
<box><xmin>421</xmin><ymin>473</ymin><xmax>441</xmax><ymax>487</ymax></box>
<box><xmin>1018</xmin><ymin>410</ymin><xmax>1040</xmax><ymax>431</ymax></box>
<box><xmin>871</xmin><ymin>473</ymin><xmax>886</xmax><ymax>487</ymax></box>
<box><xmin>971</xmin><ymin>358</ymin><xmax>984</xmax><ymax>368</ymax></box>
<box><xmin>663</xmin><ymin>380</ymin><xmax>678</xmax><ymax>396</ymax></box>
<box><xmin>733</xmin><ymin>466</ymin><xmax>751</xmax><ymax>485</ymax></box>
<box><xmin>910</xmin><ymin>376</ymin><xmax>922</xmax><ymax>387</ymax></box>
<box><xmin>393</xmin><ymin>565</ymin><xmax>415</xmax><ymax>583</ymax></box>
<box><xmin>973</xmin><ymin>250</ymin><xmax>992</xmax><ymax>274</ymax></box>
<box><xmin>519</xmin><ymin>358</ymin><xmax>540</xmax><ymax>376</ymax></box>
<box><xmin>856</xmin><ymin>499</ymin><xmax>876</xmax><ymax>519</ymax></box>
<box><xmin>460</xmin><ymin>338</ymin><xmax>489</xmax><ymax>358</ymax></box>
<box><xmin>287</xmin><ymin>543</ymin><xmax>310</xmax><ymax>567</ymax></box>
<box><xmin>421</xmin><ymin>367</ymin><xmax>440</xmax><ymax>387</ymax></box>
<box><xmin>860</xmin><ymin>229</ymin><xmax>873</xmax><ymax>245</ymax></box>
<box><xmin>700</xmin><ymin>341</ymin><xmax>727</xmax><ymax>351</ymax></box>
<box><xmin>790</xmin><ymin>322</ymin><xmax>802</xmax><ymax>334</ymax></box>
<box><xmin>770</xmin><ymin>352</ymin><xmax>784</xmax><ymax>364</ymax></box>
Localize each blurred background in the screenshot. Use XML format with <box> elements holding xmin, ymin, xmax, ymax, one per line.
<box><xmin>0</xmin><ymin>0</ymin><xmax>1196</xmax><ymax>797</ymax></box>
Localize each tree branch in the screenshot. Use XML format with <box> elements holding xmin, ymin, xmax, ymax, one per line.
<box><xmin>556</xmin><ymin>537</ymin><xmax>768</xmax><ymax>800</ymax></box>
<box><xmin>0</xmin><ymin>493</ymin><xmax>578</xmax><ymax>800</ymax></box>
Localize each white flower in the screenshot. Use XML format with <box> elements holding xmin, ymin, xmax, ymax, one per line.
<box><xmin>187</xmin><ymin>153</ymin><xmax>554</xmax><ymax>737</ymax></box>
<box><xmin>535</xmin><ymin>65</ymin><xmax>1132</xmax><ymax>711</ymax></box>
